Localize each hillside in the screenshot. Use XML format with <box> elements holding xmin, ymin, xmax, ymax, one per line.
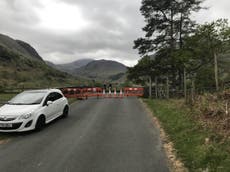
<box><xmin>0</xmin><ymin>34</ymin><xmax>43</xmax><ymax>61</ymax></box>
<box><xmin>73</xmin><ymin>59</ymin><xmax>127</xmax><ymax>82</ymax></box>
<box><xmin>16</xmin><ymin>40</ymin><xmax>43</xmax><ymax>61</ymax></box>
<box><xmin>0</xmin><ymin>33</ymin><xmax>81</xmax><ymax>89</ymax></box>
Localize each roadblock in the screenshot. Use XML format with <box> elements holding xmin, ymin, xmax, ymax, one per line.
<box><xmin>124</xmin><ymin>87</ymin><xmax>144</xmax><ymax>97</ymax></box>
<box><xmin>60</xmin><ymin>87</ymin><xmax>144</xmax><ymax>99</ymax></box>
<box><xmin>61</xmin><ymin>87</ymin><xmax>103</xmax><ymax>99</ymax></box>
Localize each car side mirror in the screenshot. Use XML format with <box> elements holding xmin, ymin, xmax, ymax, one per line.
<box><xmin>47</xmin><ymin>101</ymin><xmax>53</xmax><ymax>106</ymax></box>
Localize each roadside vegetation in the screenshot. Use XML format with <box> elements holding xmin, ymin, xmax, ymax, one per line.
<box><xmin>0</xmin><ymin>93</ymin><xmax>15</xmax><ymax>102</ymax></box>
<box><xmin>67</xmin><ymin>98</ymin><xmax>78</xmax><ymax>105</ymax></box>
<box><xmin>127</xmin><ymin>1</ymin><xmax>230</xmax><ymax>169</ymax></box>
<box><xmin>144</xmin><ymin>96</ymin><xmax>230</xmax><ymax>172</ymax></box>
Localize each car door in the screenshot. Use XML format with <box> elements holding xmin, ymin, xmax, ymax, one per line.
<box><xmin>52</xmin><ymin>92</ymin><xmax>64</xmax><ymax>116</ymax></box>
<box><xmin>43</xmin><ymin>92</ymin><xmax>57</xmax><ymax>121</ymax></box>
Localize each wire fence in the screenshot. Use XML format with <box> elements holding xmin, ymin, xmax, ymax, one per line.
<box><xmin>145</xmin><ymin>85</ymin><xmax>230</xmax><ymax>99</ymax></box>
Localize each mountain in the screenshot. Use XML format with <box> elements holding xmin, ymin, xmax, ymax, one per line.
<box><xmin>73</xmin><ymin>59</ymin><xmax>127</xmax><ymax>82</ymax></box>
<box><xmin>0</xmin><ymin>33</ymin><xmax>80</xmax><ymax>88</ymax></box>
<box><xmin>16</xmin><ymin>40</ymin><xmax>43</xmax><ymax>61</ymax></box>
<box><xmin>0</xmin><ymin>34</ymin><xmax>42</xmax><ymax>61</ymax></box>
<box><xmin>46</xmin><ymin>58</ymin><xmax>127</xmax><ymax>82</ymax></box>
<box><xmin>55</xmin><ymin>58</ymin><xmax>93</xmax><ymax>73</ymax></box>
<box><xmin>45</xmin><ymin>60</ymin><xmax>57</xmax><ymax>68</ymax></box>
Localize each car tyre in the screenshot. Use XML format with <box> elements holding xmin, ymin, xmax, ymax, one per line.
<box><xmin>62</xmin><ymin>106</ymin><xmax>69</xmax><ymax>118</ymax></box>
<box><xmin>35</xmin><ymin>115</ymin><xmax>46</xmax><ymax>131</ymax></box>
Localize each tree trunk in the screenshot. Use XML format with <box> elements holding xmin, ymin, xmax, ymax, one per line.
<box><xmin>166</xmin><ymin>76</ymin><xmax>169</xmax><ymax>99</ymax></box>
<box><xmin>184</xmin><ymin>68</ymin><xmax>187</xmax><ymax>102</ymax></box>
<box><xmin>149</xmin><ymin>76</ymin><xmax>152</xmax><ymax>99</ymax></box>
<box><xmin>155</xmin><ymin>77</ymin><xmax>158</xmax><ymax>99</ymax></box>
<box><xmin>179</xmin><ymin>12</ymin><xmax>183</xmax><ymax>49</ymax></box>
<box><xmin>214</xmin><ymin>52</ymin><xmax>219</xmax><ymax>91</ymax></box>
<box><xmin>170</xmin><ymin>8</ymin><xmax>174</xmax><ymax>49</ymax></box>
<box><xmin>191</xmin><ymin>79</ymin><xmax>195</xmax><ymax>105</ymax></box>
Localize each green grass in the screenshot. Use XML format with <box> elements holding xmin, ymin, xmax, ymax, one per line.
<box><xmin>144</xmin><ymin>99</ymin><xmax>230</xmax><ymax>172</ymax></box>
<box><xmin>67</xmin><ymin>98</ymin><xmax>77</xmax><ymax>105</ymax></box>
<box><xmin>0</xmin><ymin>93</ymin><xmax>16</xmax><ymax>104</ymax></box>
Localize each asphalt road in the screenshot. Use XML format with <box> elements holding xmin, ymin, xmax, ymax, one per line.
<box><xmin>0</xmin><ymin>97</ymin><xmax>169</xmax><ymax>172</ymax></box>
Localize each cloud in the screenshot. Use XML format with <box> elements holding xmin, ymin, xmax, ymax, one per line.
<box><xmin>193</xmin><ymin>0</ymin><xmax>230</xmax><ymax>23</ymax></box>
<box><xmin>0</xmin><ymin>0</ymin><xmax>229</xmax><ymax>66</ymax></box>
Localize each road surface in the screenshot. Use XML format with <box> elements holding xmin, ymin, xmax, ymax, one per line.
<box><xmin>0</xmin><ymin>98</ymin><xmax>169</xmax><ymax>172</ymax></box>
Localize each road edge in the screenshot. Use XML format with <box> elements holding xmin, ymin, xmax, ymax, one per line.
<box><xmin>139</xmin><ymin>98</ymin><xmax>188</xmax><ymax>172</ymax></box>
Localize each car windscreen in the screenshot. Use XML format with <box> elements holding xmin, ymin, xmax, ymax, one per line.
<box><xmin>8</xmin><ymin>91</ymin><xmax>47</xmax><ymax>105</ymax></box>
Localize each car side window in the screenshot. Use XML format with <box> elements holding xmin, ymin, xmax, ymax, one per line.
<box><xmin>44</xmin><ymin>92</ymin><xmax>63</xmax><ymax>106</ymax></box>
<box><xmin>45</xmin><ymin>93</ymin><xmax>55</xmax><ymax>103</ymax></box>
<box><xmin>54</xmin><ymin>93</ymin><xmax>63</xmax><ymax>101</ymax></box>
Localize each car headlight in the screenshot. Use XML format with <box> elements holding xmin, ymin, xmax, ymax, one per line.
<box><xmin>19</xmin><ymin>113</ymin><xmax>32</xmax><ymax>120</ymax></box>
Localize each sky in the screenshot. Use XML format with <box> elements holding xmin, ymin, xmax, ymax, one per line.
<box><xmin>0</xmin><ymin>0</ymin><xmax>229</xmax><ymax>66</ymax></box>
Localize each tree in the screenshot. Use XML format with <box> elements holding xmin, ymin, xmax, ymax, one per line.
<box><xmin>134</xmin><ymin>0</ymin><xmax>204</xmax><ymax>90</ymax></box>
<box><xmin>134</xmin><ymin>0</ymin><xmax>203</xmax><ymax>51</ymax></box>
<box><xmin>127</xmin><ymin>56</ymin><xmax>157</xmax><ymax>98</ymax></box>
<box><xmin>189</xmin><ymin>19</ymin><xmax>230</xmax><ymax>91</ymax></box>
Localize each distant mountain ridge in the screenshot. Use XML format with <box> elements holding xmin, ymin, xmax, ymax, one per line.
<box><xmin>72</xmin><ymin>59</ymin><xmax>127</xmax><ymax>81</ymax></box>
<box><xmin>46</xmin><ymin>59</ymin><xmax>127</xmax><ymax>82</ymax></box>
<box><xmin>56</xmin><ymin>58</ymin><xmax>94</xmax><ymax>73</ymax></box>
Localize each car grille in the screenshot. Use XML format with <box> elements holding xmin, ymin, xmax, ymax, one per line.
<box><xmin>0</xmin><ymin>116</ymin><xmax>17</xmax><ymax>121</ymax></box>
<box><xmin>0</xmin><ymin>123</ymin><xmax>23</xmax><ymax>130</ymax></box>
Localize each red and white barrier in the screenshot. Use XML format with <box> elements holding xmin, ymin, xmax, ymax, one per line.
<box><xmin>61</xmin><ymin>87</ymin><xmax>144</xmax><ymax>99</ymax></box>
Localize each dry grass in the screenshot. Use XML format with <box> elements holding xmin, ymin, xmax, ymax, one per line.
<box><xmin>193</xmin><ymin>90</ymin><xmax>230</xmax><ymax>137</ymax></box>
<box><xmin>145</xmin><ymin>97</ymin><xmax>230</xmax><ymax>172</ymax></box>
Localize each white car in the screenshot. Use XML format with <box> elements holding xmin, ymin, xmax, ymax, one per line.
<box><xmin>0</xmin><ymin>89</ymin><xmax>69</xmax><ymax>132</ymax></box>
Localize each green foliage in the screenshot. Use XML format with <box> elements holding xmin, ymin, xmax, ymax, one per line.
<box><xmin>131</xmin><ymin>13</ymin><xmax>230</xmax><ymax>90</ymax></box>
<box><xmin>182</xmin><ymin>19</ymin><xmax>230</xmax><ymax>86</ymax></box>
<box><xmin>127</xmin><ymin>56</ymin><xmax>156</xmax><ymax>85</ymax></box>
<box><xmin>133</xmin><ymin>0</ymin><xmax>205</xmax><ymax>89</ymax></box>
<box><xmin>145</xmin><ymin>99</ymin><xmax>230</xmax><ymax>171</ymax></box>
<box><xmin>195</xmin><ymin>65</ymin><xmax>215</xmax><ymax>89</ymax></box>
<box><xmin>109</xmin><ymin>72</ymin><xmax>125</xmax><ymax>81</ymax></box>
<box><xmin>134</xmin><ymin>0</ymin><xmax>204</xmax><ymax>54</ymax></box>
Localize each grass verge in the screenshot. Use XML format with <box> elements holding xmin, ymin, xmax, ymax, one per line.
<box><xmin>0</xmin><ymin>93</ymin><xmax>16</xmax><ymax>103</ymax></box>
<box><xmin>144</xmin><ymin>99</ymin><xmax>230</xmax><ymax>172</ymax></box>
<box><xmin>67</xmin><ymin>98</ymin><xmax>78</xmax><ymax>105</ymax></box>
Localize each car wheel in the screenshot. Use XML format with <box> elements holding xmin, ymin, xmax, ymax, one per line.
<box><xmin>62</xmin><ymin>106</ymin><xmax>69</xmax><ymax>118</ymax></box>
<box><xmin>35</xmin><ymin>115</ymin><xmax>46</xmax><ymax>131</ymax></box>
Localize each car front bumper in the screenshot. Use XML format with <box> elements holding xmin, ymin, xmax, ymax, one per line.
<box><xmin>0</xmin><ymin>119</ymin><xmax>35</xmax><ymax>132</ymax></box>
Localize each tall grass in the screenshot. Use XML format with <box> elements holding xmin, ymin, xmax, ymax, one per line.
<box><xmin>144</xmin><ymin>99</ymin><xmax>230</xmax><ymax>172</ymax></box>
